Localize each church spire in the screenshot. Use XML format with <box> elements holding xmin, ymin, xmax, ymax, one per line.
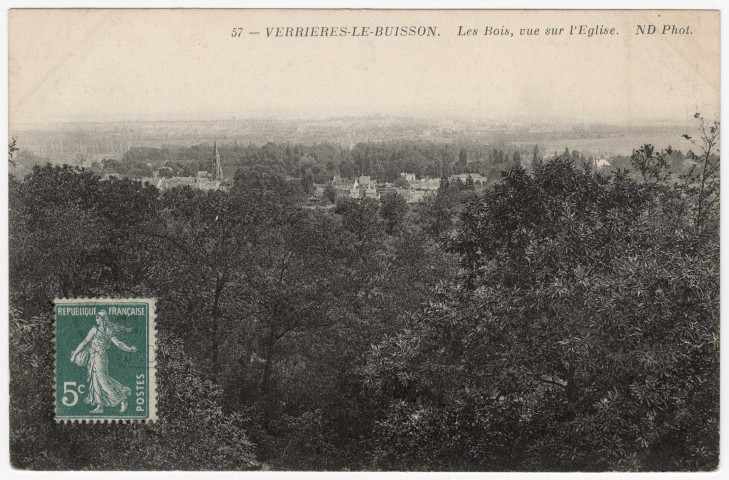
<box><xmin>211</xmin><ymin>140</ymin><xmax>223</xmax><ymax>181</ymax></box>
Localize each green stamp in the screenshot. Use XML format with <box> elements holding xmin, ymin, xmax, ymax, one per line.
<box><xmin>54</xmin><ymin>298</ymin><xmax>157</xmax><ymax>422</ymax></box>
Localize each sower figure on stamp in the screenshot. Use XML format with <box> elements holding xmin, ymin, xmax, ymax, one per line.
<box><xmin>70</xmin><ymin>310</ymin><xmax>137</xmax><ymax>414</ymax></box>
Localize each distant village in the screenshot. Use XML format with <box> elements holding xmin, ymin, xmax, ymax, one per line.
<box><xmin>108</xmin><ymin>141</ymin><xmax>489</xmax><ymax>204</ymax></box>
<box><xmin>314</xmin><ymin>172</ymin><xmax>487</xmax><ymax>204</ymax></box>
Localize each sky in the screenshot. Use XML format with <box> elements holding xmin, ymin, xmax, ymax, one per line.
<box><xmin>8</xmin><ymin>9</ymin><xmax>720</xmax><ymax>126</ymax></box>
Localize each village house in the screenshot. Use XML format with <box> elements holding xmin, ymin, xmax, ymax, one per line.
<box><xmin>376</xmin><ymin>184</ymin><xmax>397</xmax><ymax>197</ymax></box>
<box><xmin>595</xmin><ymin>158</ymin><xmax>611</xmax><ymax>169</ymax></box>
<box><xmin>331</xmin><ymin>175</ymin><xmax>358</xmax><ymax>198</ymax></box>
<box><xmin>394</xmin><ymin>172</ymin><xmax>440</xmax><ymax>202</ymax></box>
<box><xmin>409</xmin><ymin>177</ymin><xmax>441</xmax><ymax>192</ymax></box>
<box><xmin>362</xmin><ymin>183</ymin><xmax>378</xmax><ymax>199</ymax></box>
<box><xmin>450</xmin><ymin>173</ymin><xmax>488</xmax><ymax>185</ymax></box>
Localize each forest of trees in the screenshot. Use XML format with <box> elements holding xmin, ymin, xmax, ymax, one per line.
<box><xmin>9</xmin><ymin>115</ymin><xmax>719</xmax><ymax>471</ymax></box>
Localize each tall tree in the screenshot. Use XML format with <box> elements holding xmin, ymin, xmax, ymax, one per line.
<box><xmin>682</xmin><ymin>113</ymin><xmax>720</xmax><ymax>237</ymax></box>
<box><xmin>380</xmin><ymin>191</ymin><xmax>408</xmax><ymax>234</ymax></box>
<box><xmin>531</xmin><ymin>144</ymin><xmax>542</xmax><ymax>171</ymax></box>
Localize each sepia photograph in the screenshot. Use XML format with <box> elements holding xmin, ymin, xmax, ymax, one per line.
<box><xmin>4</xmin><ymin>4</ymin><xmax>722</xmax><ymax>473</ymax></box>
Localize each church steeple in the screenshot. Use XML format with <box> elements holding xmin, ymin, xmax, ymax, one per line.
<box><xmin>211</xmin><ymin>141</ymin><xmax>223</xmax><ymax>181</ymax></box>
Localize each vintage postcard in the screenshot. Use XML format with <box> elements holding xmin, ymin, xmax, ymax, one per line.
<box><xmin>7</xmin><ymin>7</ymin><xmax>721</xmax><ymax>473</ymax></box>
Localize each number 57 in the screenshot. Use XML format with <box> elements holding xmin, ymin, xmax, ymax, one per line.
<box><xmin>231</xmin><ymin>27</ymin><xmax>244</xmax><ymax>37</ymax></box>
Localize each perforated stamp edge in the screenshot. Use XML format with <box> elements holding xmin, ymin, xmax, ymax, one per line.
<box><xmin>53</xmin><ymin>297</ymin><xmax>157</xmax><ymax>424</ymax></box>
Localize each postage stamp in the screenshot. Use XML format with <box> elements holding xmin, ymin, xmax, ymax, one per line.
<box><xmin>54</xmin><ymin>298</ymin><xmax>157</xmax><ymax>422</ymax></box>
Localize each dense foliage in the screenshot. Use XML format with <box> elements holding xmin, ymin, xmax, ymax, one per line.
<box><xmin>9</xmin><ymin>117</ymin><xmax>718</xmax><ymax>471</ymax></box>
<box><xmin>366</xmin><ymin>117</ymin><xmax>720</xmax><ymax>471</ymax></box>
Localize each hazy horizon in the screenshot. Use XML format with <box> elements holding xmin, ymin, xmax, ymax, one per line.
<box><xmin>9</xmin><ymin>112</ymin><xmax>702</xmax><ymax>132</ymax></box>
<box><xmin>9</xmin><ymin>10</ymin><xmax>720</xmax><ymax>128</ymax></box>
